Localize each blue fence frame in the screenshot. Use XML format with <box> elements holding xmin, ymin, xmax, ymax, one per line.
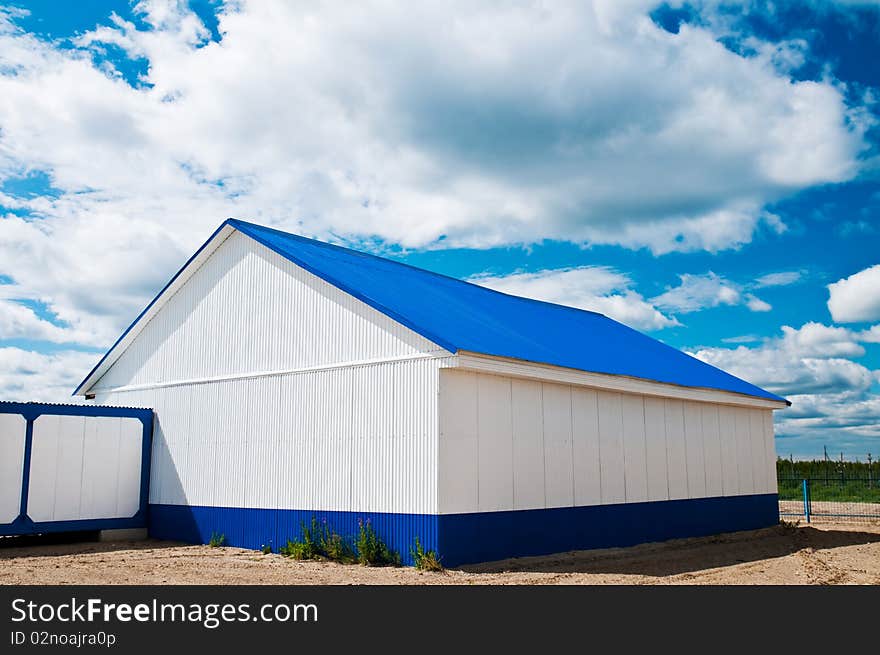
<box><xmin>0</xmin><ymin>402</ymin><xmax>153</xmax><ymax>537</ymax></box>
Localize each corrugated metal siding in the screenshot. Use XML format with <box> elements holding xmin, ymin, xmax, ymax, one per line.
<box><xmin>438</xmin><ymin>369</ymin><xmax>778</xmax><ymax>514</ymax></box>
<box><xmin>90</xmin><ymin>230</ymin><xmax>453</xmax><ymax>517</ymax></box>
<box><xmin>91</xmin><ymin>231</ymin><xmax>444</xmax><ymax>393</ymax></box>
<box><xmin>94</xmin><ymin>356</ymin><xmax>451</xmax><ymax>515</ymax></box>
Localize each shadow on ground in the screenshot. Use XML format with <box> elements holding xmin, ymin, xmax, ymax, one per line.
<box><xmin>460</xmin><ymin>524</ymin><xmax>880</xmax><ymax>577</ymax></box>
<box><xmin>0</xmin><ymin>533</ymin><xmax>182</xmax><ymax>559</ymax></box>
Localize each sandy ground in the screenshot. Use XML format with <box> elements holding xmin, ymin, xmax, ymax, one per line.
<box><xmin>2</xmin><ymin>521</ymin><xmax>879</xmax><ymax>585</ymax></box>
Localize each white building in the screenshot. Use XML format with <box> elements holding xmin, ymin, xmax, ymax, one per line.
<box><xmin>76</xmin><ymin>219</ymin><xmax>788</xmax><ymax>565</ymax></box>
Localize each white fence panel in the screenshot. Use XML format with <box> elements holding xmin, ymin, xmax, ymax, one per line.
<box><xmin>0</xmin><ymin>414</ymin><xmax>26</xmax><ymax>524</ymax></box>
<box><xmin>28</xmin><ymin>415</ymin><xmax>144</xmax><ymax>522</ymax></box>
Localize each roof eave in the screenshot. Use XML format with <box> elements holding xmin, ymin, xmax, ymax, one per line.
<box><xmin>451</xmin><ymin>350</ymin><xmax>790</xmax><ymax>410</ymax></box>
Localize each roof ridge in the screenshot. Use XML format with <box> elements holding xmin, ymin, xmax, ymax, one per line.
<box><xmin>74</xmin><ymin>218</ymin><xmax>787</xmax><ymax>404</ymax></box>
<box><xmin>225</xmin><ymin>218</ymin><xmax>607</xmax><ymax>319</ymax></box>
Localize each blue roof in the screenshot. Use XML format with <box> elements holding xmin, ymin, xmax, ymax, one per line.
<box><xmin>228</xmin><ymin>219</ymin><xmax>786</xmax><ymax>403</ymax></box>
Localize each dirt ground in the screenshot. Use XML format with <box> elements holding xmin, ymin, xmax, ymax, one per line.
<box><xmin>1</xmin><ymin>521</ymin><xmax>878</xmax><ymax>585</ymax></box>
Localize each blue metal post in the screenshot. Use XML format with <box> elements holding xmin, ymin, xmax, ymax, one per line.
<box><xmin>18</xmin><ymin>418</ymin><xmax>34</xmax><ymax>520</ymax></box>
<box><xmin>802</xmin><ymin>479</ymin><xmax>811</xmax><ymax>523</ymax></box>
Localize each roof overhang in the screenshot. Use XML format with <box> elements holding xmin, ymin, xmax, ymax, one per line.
<box><xmin>448</xmin><ymin>351</ymin><xmax>790</xmax><ymax>410</ymax></box>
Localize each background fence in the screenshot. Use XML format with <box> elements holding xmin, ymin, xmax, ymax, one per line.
<box><xmin>777</xmin><ymin>457</ymin><xmax>880</xmax><ymax>523</ymax></box>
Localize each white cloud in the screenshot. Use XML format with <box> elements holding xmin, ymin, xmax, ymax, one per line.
<box><xmin>694</xmin><ymin>348</ymin><xmax>872</xmax><ymax>396</ymax></box>
<box><xmin>690</xmin><ymin>322</ymin><xmax>877</xmax><ymax>395</ymax></box>
<box><xmin>0</xmin><ymin>0</ymin><xmax>868</xmax><ymax>408</ymax></box>
<box><xmin>745</xmin><ymin>294</ymin><xmax>772</xmax><ymax>312</ymax></box>
<box><xmin>774</xmin><ymin>390</ymin><xmax>880</xmax><ymax>453</ymax></box>
<box><xmin>827</xmin><ymin>264</ymin><xmax>880</xmax><ymax>323</ymax></box>
<box><xmin>721</xmin><ymin>334</ymin><xmax>761</xmax><ymax>344</ymax></box>
<box><xmin>778</xmin><ymin>322</ymin><xmax>865</xmax><ymax>357</ymax></box>
<box><xmin>0</xmin><ymin>215</ymin><xmax>185</xmax><ymax>346</ymax></box>
<box><xmin>470</xmin><ymin>266</ymin><xmax>679</xmax><ymax>331</ymax></box>
<box><xmin>0</xmin><ymin>348</ymin><xmax>98</xmax><ymax>402</ymax></box>
<box><xmin>0</xmin><ymin>297</ymin><xmax>89</xmax><ymax>343</ymax></box>
<box><xmin>651</xmin><ymin>271</ymin><xmax>772</xmax><ymax>314</ymax></box>
<box><xmin>754</xmin><ymin>271</ymin><xmax>803</xmax><ymax>288</ymax></box>
<box><xmin>689</xmin><ymin>321</ymin><xmax>880</xmax><ymax>453</ymax></box>
<box><xmin>0</xmin><ymin>0</ymin><xmax>871</xmax><ymax>395</ymax></box>
<box><xmin>652</xmin><ymin>272</ymin><xmax>741</xmax><ymax>313</ymax></box>
<box><xmin>858</xmin><ymin>324</ymin><xmax>880</xmax><ymax>343</ymax></box>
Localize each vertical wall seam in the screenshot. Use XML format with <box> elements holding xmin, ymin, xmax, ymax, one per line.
<box><xmin>540</xmin><ymin>382</ymin><xmax>547</xmax><ymax>508</ymax></box>
<box><xmin>76</xmin><ymin>418</ymin><xmax>87</xmax><ymax>519</ymax></box>
<box><xmin>49</xmin><ymin>417</ymin><xmax>64</xmax><ymax>520</ymax></box>
<box><xmin>475</xmin><ymin>373</ymin><xmax>481</xmax><ymax>512</ymax></box>
<box><xmin>640</xmin><ymin>396</ymin><xmax>649</xmax><ymax>501</ymax></box>
<box><xmin>569</xmin><ymin>386</ymin><xmax>575</xmax><ymax>507</ymax></box>
<box><xmin>509</xmin><ymin>376</ymin><xmax>516</xmax><ymax>510</ymax></box>
<box><xmin>594</xmin><ymin>391</ymin><xmax>602</xmax><ymax>505</ymax></box>
<box><xmin>681</xmin><ymin>402</ymin><xmax>689</xmax><ymax>499</ymax></box>
<box><xmin>699</xmin><ymin>404</ymin><xmax>708</xmax><ymax>499</ymax></box>
<box><xmin>716</xmin><ymin>408</ymin><xmax>724</xmax><ymax>498</ymax></box>
<box><xmin>619</xmin><ymin>393</ymin><xmax>627</xmax><ymax>504</ymax></box>
<box><xmin>733</xmin><ymin>409</ymin><xmax>741</xmax><ymax>495</ymax></box>
<box><xmin>663</xmin><ymin>401</ymin><xmax>672</xmax><ymax>500</ymax></box>
<box><xmin>112</xmin><ymin>417</ymin><xmax>122</xmax><ymax>516</ymax></box>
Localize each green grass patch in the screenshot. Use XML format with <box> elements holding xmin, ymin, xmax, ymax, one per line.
<box><xmin>356</xmin><ymin>519</ymin><xmax>400</xmax><ymax>567</ymax></box>
<box><xmin>777</xmin><ymin>478</ymin><xmax>880</xmax><ymax>503</ymax></box>
<box><xmin>279</xmin><ymin>517</ymin><xmax>356</xmax><ymax>563</ymax></box>
<box><xmin>411</xmin><ymin>537</ymin><xmax>443</xmax><ymax>572</ymax></box>
<box><xmin>275</xmin><ymin>517</ymin><xmax>411</xmax><ymax>567</ymax></box>
<box><xmin>208</xmin><ymin>532</ymin><xmax>226</xmax><ymax>548</ymax></box>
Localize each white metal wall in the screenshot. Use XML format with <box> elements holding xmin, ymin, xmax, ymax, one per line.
<box><xmin>94</xmin><ymin>356</ymin><xmax>451</xmax><ymax>515</ymax></box>
<box><xmin>90</xmin><ymin>231</ymin><xmax>444</xmax><ymax>393</ymax></box>
<box><xmin>0</xmin><ymin>414</ymin><xmax>26</xmax><ymax>523</ymax></box>
<box><xmin>438</xmin><ymin>369</ymin><xmax>778</xmax><ymax>514</ymax></box>
<box><xmin>87</xmin><ymin>227</ymin><xmax>778</xmax><ymax>520</ymax></box>
<box><xmin>90</xmin><ymin>230</ymin><xmax>454</xmax><ymax>515</ymax></box>
<box><xmin>27</xmin><ymin>415</ymin><xmax>143</xmax><ymax>522</ymax></box>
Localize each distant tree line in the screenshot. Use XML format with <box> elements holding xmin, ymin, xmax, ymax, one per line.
<box><xmin>776</xmin><ymin>456</ymin><xmax>878</xmax><ymax>482</ymax></box>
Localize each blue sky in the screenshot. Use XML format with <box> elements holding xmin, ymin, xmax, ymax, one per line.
<box><xmin>0</xmin><ymin>1</ymin><xmax>878</xmax><ymax>458</ymax></box>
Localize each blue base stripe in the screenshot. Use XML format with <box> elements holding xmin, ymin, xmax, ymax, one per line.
<box><xmin>438</xmin><ymin>493</ymin><xmax>779</xmax><ymax>566</ymax></box>
<box><xmin>149</xmin><ymin>494</ymin><xmax>778</xmax><ymax>567</ymax></box>
<box><xmin>149</xmin><ymin>505</ymin><xmax>439</xmax><ymax>565</ymax></box>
